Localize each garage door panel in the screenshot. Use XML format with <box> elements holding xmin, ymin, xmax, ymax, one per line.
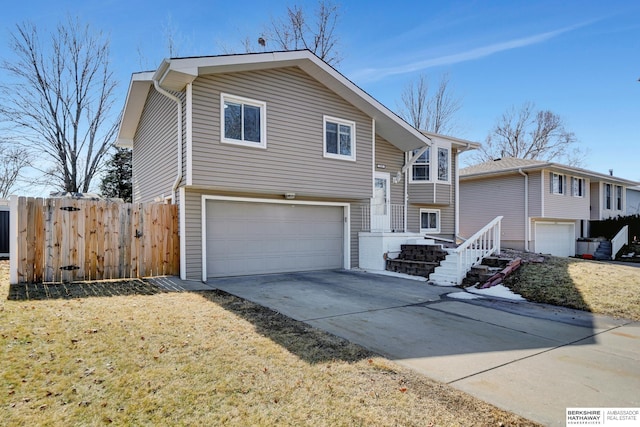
<box><xmin>206</xmin><ymin>200</ymin><xmax>344</xmax><ymax>277</ymax></box>
<box><xmin>535</xmin><ymin>222</ymin><xmax>575</xmax><ymax>257</ymax></box>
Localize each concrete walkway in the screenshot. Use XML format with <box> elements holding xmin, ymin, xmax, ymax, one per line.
<box><xmin>153</xmin><ymin>271</ymin><xmax>640</xmax><ymax>426</ymax></box>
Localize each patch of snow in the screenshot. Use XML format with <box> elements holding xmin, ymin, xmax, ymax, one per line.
<box><xmin>467</xmin><ymin>284</ymin><xmax>526</xmax><ymax>301</ymax></box>
<box><xmin>447</xmin><ymin>292</ymin><xmax>483</xmax><ymax>300</ymax></box>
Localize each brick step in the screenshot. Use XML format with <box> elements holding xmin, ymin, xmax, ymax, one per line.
<box><xmin>386</xmin><ymin>259</ymin><xmax>440</xmax><ymax>277</ymax></box>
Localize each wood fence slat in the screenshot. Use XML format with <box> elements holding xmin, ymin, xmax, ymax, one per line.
<box><xmin>17</xmin><ymin>197</ymin><xmax>27</xmax><ymax>283</ymax></box>
<box><xmin>130</xmin><ymin>204</ymin><xmax>140</xmax><ymax>279</ymax></box>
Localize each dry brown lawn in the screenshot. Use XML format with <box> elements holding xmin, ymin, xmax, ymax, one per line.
<box><xmin>0</xmin><ymin>261</ymin><xmax>537</xmax><ymax>426</ymax></box>
<box><xmin>505</xmin><ymin>256</ymin><xmax>640</xmax><ymax>321</ymax></box>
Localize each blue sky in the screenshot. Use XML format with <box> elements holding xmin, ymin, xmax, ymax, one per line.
<box><xmin>2</xmin><ymin>0</ymin><xmax>639</xmax><ymax>185</ymax></box>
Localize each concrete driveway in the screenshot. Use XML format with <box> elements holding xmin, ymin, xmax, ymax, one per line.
<box><xmin>207</xmin><ymin>270</ymin><xmax>640</xmax><ymax>426</ymax></box>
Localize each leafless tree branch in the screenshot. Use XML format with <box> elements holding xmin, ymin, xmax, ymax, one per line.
<box><xmin>0</xmin><ymin>17</ymin><xmax>118</xmax><ymax>193</ymax></box>
<box><xmin>397</xmin><ymin>73</ymin><xmax>462</xmax><ymax>135</ymax></box>
<box><xmin>473</xmin><ymin>101</ymin><xmax>586</xmax><ymax>166</ymax></box>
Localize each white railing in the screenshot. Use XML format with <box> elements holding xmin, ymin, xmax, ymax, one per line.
<box><xmin>360</xmin><ymin>203</ymin><xmax>405</xmax><ymax>232</ymax></box>
<box><xmin>452</xmin><ymin>216</ymin><xmax>503</xmax><ymax>284</ymax></box>
<box><xmin>611</xmin><ymin>225</ymin><xmax>628</xmax><ymax>260</ymax></box>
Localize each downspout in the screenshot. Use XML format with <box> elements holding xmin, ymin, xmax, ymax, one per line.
<box><xmin>518</xmin><ymin>169</ymin><xmax>529</xmax><ymax>251</ymax></box>
<box><xmin>404</xmin><ymin>153</ymin><xmax>408</xmax><ymax>232</ymax></box>
<box><xmin>455</xmin><ymin>149</ymin><xmax>460</xmax><ymax>239</ymax></box>
<box><xmin>153</xmin><ymin>79</ymin><xmax>183</xmax><ymax>204</ymax></box>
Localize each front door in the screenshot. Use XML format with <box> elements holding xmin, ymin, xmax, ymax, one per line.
<box><xmin>372</xmin><ymin>172</ymin><xmax>390</xmax><ymax>231</ymax></box>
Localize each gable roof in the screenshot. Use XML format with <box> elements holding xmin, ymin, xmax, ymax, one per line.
<box><xmin>460</xmin><ymin>157</ymin><xmax>640</xmax><ymax>186</ymax></box>
<box><xmin>118</xmin><ymin>50</ymin><xmax>478</xmax><ymax>153</ymax></box>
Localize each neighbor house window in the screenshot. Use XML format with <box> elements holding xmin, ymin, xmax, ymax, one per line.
<box><xmin>437</xmin><ymin>147</ymin><xmax>449</xmax><ymax>182</ymax></box>
<box><xmin>604</xmin><ymin>183</ymin><xmax>612</xmax><ymax>209</ymax></box>
<box><xmin>616</xmin><ymin>185</ymin><xmax>623</xmax><ymax>210</ymax></box>
<box><xmin>411</xmin><ymin>148</ymin><xmax>430</xmax><ymax>181</ymax></box>
<box><xmin>571</xmin><ymin>177</ymin><xmax>584</xmax><ymax>197</ymax></box>
<box><xmin>420</xmin><ymin>209</ymin><xmax>440</xmax><ymax>234</ymax></box>
<box><xmin>552</xmin><ymin>173</ymin><xmax>565</xmax><ymax>195</ymax></box>
<box><xmin>323</xmin><ymin>116</ymin><xmax>356</xmax><ymax>161</ymax></box>
<box><xmin>221</xmin><ymin>93</ymin><xmax>267</xmax><ymax>148</ymax></box>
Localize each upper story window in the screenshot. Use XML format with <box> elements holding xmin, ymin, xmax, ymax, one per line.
<box><xmin>323</xmin><ymin>116</ymin><xmax>356</xmax><ymax>161</ymax></box>
<box><xmin>420</xmin><ymin>209</ymin><xmax>440</xmax><ymax>234</ymax></box>
<box><xmin>571</xmin><ymin>177</ymin><xmax>585</xmax><ymax>197</ymax></box>
<box><xmin>221</xmin><ymin>93</ymin><xmax>267</xmax><ymax>148</ymax></box>
<box><xmin>552</xmin><ymin>173</ymin><xmax>565</xmax><ymax>195</ymax></box>
<box><xmin>437</xmin><ymin>147</ymin><xmax>449</xmax><ymax>182</ymax></box>
<box><xmin>604</xmin><ymin>183</ymin><xmax>612</xmax><ymax>209</ymax></box>
<box><xmin>616</xmin><ymin>185</ymin><xmax>623</xmax><ymax>210</ymax></box>
<box><xmin>411</xmin><ymin>148</ymin><xmax>430</xmax><ymax>181</ymax></box>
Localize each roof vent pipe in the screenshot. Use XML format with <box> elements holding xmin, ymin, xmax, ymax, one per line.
<box><xmin>609</xmin><ymin>169</ymin><xmax>614</xmax><ymax>176</ymax></box>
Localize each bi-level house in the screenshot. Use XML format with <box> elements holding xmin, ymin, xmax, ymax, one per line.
<box><xmin>459</xmin><ymin>157</ymin><xmax>639</xmax><ymax>257</ymax></box>
<box><xmin>117</xmin><ymin>50</ymin><xmax>483</xmax><ymax>282</ymax></box>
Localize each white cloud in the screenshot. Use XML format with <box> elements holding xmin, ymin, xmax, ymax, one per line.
<box><xmin>351</xmin><ymin>23</ymin><xmax>589</xmax><ymax>83</ymax></box>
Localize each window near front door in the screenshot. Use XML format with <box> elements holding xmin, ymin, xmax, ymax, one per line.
<box><xmin>437</xmin><ymin>147</ymin><xmax>449</xmax><ymax>182</ymax></box>
<box><xmin>323</xmin><ymin>116</ymin><xmax>356</xmax><ymax>161</ymax></box>
<box><xmin>420</xmin><ymin>209</ymin><xmax>440</xmax><ymax>233</ymax></box>
<box><xmin>605</xmin><ymin>183</ymin><xmax>612</xmax><ymax>209</ymax></box>
<box><xmin>221</xmin><ymin>93</ymin><xmax>266</xmax><ymax>148</ymax></box>
<box><xmin>411</xmin><ymin>148</ymin><xmax>430</xmax><ymax>181</ymax></box>
<box><xmin>616</xmin><ymin>185</ymin><xmax>623</xmax><ymax>210</ymax></box>
<box><xmin>552</xmin><ymin>173</ymin><xmax>565</xmax><ymax>194</ymax></box>
<box><xmin>571</xmin><ymin>177</ymin><xmax>584</xmax><ymax>197</ymax></box>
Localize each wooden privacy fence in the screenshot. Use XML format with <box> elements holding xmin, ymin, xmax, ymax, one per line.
<box><xmin>13</xmin><ymin>197</ymin><xmax>179</xmax><ymax>283</ymax></box>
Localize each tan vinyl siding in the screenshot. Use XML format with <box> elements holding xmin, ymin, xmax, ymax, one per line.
<box><xmin>543</xmin><ymin>170</ymin><xmax>590</xmax><ymax>220</ymax></box>
<box><xmin>459</xmin><ymin>174</ymin><xmax>526</xmax><ymax>244</ymax></box>
<box><xmin>374</xmin><ymin>135</ymin><xmax>404</xmax><ymax>204</ymax></box>
<box><xmin>132</xmin><ymin>87</ymin><xmax>182</xmax><ymax>203</ymax></box>
<box><xmin>190</xmin><ymin>67</ymin><xmax>372</xmax><ymax>200</ymax></box>
<box><xmin>528</xmin><ymin>171</ymin><xmax>542</xmax><ymax>217</ymax></box>
<box><xmin>183</xmin><ymin>189</ymin><xmax>204</xmax><ymax>280</ymax></box>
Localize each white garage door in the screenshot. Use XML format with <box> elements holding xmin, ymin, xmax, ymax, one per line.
<box><xmin>535</xmin><ymin>222</ymin><xmax>575</xmax><ymax>257</ymax></box>
<box><xmin>205</xmin><ymin>200</ymin><xmax>345</xmax><ymax>277</ymax></box>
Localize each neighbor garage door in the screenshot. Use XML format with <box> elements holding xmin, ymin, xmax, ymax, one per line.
<box><xmin>534</xmin><ymin>221</ymin><xmax>575</xmax><ymax>257</ymax></box>
<box><xmin>205</xmin><ymin>200</ymin><xmax>345</xmax><ymax>277</ymax></box>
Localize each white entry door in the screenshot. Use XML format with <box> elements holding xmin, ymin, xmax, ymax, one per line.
<box><xmin>371</xmin><ymin>172</ymin><xmax>390</xmax><ymax>231</ymax></box>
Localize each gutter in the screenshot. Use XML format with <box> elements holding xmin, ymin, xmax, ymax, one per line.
<box><xmin>518</xmin><ymin>168</ymin><xmax>529</xmax><ymax>251</ymax></box>
<box><xmin>152</xmin><ymin>79</ymin><xmax>183</xmax><ymax>204</ymax></box>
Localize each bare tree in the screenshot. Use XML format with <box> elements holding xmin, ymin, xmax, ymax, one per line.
<box><xmin>0</xmin><ymin>142</ymin><xmax>30</xmax><ymax>197</ymax></box>
<box><xmin>0</xmin><ymin>17</ymin><xmax>118</xmax><ymax>193</ymax></box>
<box><xmin>398</xmin><ymin>73</ymin><xmax>462</xmax><ymax>134</ymax></box>
<box><xmin>474</xmin><ymin>102</ymin><xmax>585</xmax><ymax>166</ymax></box>
<box><xmin>243</xmin><ymin>0</ymin><xmax>342</xmax><ymax>66</ymax></box>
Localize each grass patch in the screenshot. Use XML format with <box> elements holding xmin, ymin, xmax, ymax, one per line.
<box><xmin>505</xmin><ymin>256</ymin><xmax>640</xmax><ymax>321</ymax></box>
<box><xmin>0</xmin><ymin>261</ymin><xmax>537</xmax><ymax>426</ymax></box>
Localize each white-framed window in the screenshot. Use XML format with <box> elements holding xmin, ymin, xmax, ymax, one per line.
<box><xmin>411</xmin><ymin>148</ymin><xmax>430</xmax><ymax>182</ymax></box>
<box><xmin>615</xmin><ymin>185</ymin><xmax>623</xmax><ymax>210</ymax></box>
<box><xmin>419</xmin><ymin>209</ymin><xmax>440</xmax><ymax>234</ymax></box>
<box><xmin>604</xmin><ymin>183</ymin><xmax>612</xmax><ymax>210</ymax></box>
<box><xmin>552</xmin><ymin>173</ymin><xmax>565</xmax><ymax>195</ymax></box>
<box><xmin>323</xmin><ymin>116</ymin><xmax>356</xmax><ymax>161</ymax></box>
<box><xmin>571</xmin><ymin>177</ymin><xmax>584</xmax><ymax>197</ymax></box>
<box><xmin>437</xmin><ymin>147</ymin><xmax>450</xmax><ymax>182</ymax></box>
<box><xmin>221</xmin><ymin>93</ymin><xmax>267</xmax><ymax>148</ymax></box>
